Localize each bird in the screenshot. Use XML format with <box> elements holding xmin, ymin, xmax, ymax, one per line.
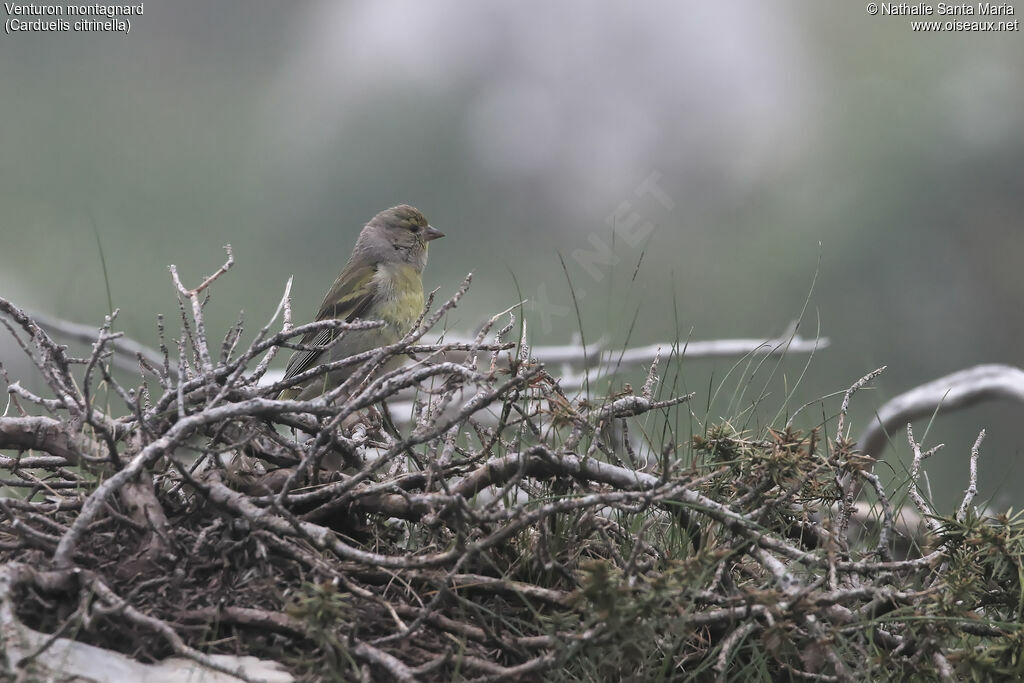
<box><xmin>277</xmin><ymin>205</ymin><xmax>444</xmax><ymax>401</ymax></box>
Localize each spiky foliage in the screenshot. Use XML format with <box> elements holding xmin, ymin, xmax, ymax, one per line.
<box><xmin>0</xmin><ymin>250</ymin><xmax>1021</xmax><ymax>682</ymax></box>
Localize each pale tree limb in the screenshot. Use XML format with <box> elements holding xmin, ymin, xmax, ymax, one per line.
<box><xmin>0</xmin><ymin>563</ymin><xmax>292</xmax><ymax>682</ymax></box>
<box><xmin>28</xmin><ymin>308</ymin><xmax>175</xmax><ymax>375</ymax></box>
<box><xmin>856</xmin><ymin>364</ymin><xmax>1024</xmax><ymax>460</ymax></box>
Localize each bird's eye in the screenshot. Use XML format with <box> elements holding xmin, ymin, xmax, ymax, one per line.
<box><xmin>410</xmin><ymin>225</ymin><xmax>421</xmax><ymax>233</ymax></box>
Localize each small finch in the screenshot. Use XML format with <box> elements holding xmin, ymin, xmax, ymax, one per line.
<box><xmin>278</xmin><ymin>205</ymin><xmax>443</xmax><ymax>401</ymax></box>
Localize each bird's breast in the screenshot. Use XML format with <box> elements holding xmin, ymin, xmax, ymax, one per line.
<box><xmin>373</xmin><ymin>263</ymin><xmax>425</xmax><ymax>334</ymax></box>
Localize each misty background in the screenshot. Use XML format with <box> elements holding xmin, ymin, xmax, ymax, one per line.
<box><xmin>1</xmin><ymin>1</ymin><xmax>1022</xmax><ymax>509</ymax></box>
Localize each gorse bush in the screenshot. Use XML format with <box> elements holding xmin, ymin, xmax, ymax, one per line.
<box><xmin>0</xmin><ymin>249</ymin><xmax>1021</xmax><ymax>682</ymax></box>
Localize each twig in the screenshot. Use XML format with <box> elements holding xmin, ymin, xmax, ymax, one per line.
<box><xmin>956</xmin><ymin>429</ymin><xmax>985</xmax><ymax>521</ymax></box>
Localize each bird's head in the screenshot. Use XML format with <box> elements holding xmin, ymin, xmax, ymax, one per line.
<box><xmin>355</xmin><ymin>205</ymin><xmax>444</xmax><ymax>271</ymax></box>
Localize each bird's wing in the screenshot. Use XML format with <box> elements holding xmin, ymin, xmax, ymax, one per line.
<box><xmin>281</xmin><ymin>263</ymin><xmax>378</xmax><ymax>382</ymax></box>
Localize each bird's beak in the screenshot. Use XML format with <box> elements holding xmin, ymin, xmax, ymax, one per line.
<box><xmin>424</xmin><ymin>225</ymin><xmax>445</xmax><ymax>241</ymax></box>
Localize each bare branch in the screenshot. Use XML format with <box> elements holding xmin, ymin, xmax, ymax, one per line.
<box><xmin>957</xmin><ymin>429</ymin><xmax>985</xmax><ymax>521</ymax></box>
<box><xmin>29</xmin><ymin>308</ymin><xmax>175</xmax><ymax>375</ymax></box>
<box><xmin>856</xmin><ymin>364</ymin><xmax>1024</xmax><ymax>460</ymax></box>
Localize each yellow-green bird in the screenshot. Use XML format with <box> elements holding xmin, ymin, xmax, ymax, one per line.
<box><xmin>278</xmin><ymin>205</ymin><xmax>444</xmax><ymax>401</ymax></box>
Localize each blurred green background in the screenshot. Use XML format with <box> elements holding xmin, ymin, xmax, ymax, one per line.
<box><xmin>2</xmin><ymin>2</ymin><xmax>1022</xmax><ymax>509</ymax></box>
